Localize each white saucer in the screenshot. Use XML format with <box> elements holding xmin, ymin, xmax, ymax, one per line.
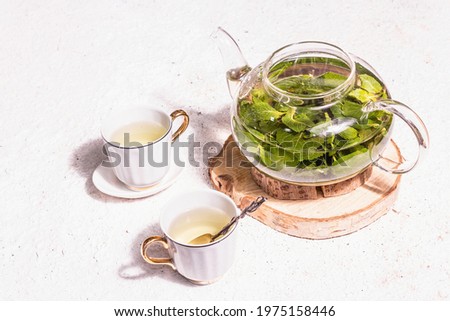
<box><xmin>92</xmin><ymin>158</ymin><xmax>184</xmax><ymax>199</ymax></box>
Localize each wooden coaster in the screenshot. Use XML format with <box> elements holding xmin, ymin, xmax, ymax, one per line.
<box><xmin>250</xmin><ymin>166</ymin><xmax>373</xmax><ymax>200</ymax></box>
<box><xmin>208</xmin><ymin>135</ymin><xmax>402</xmax><ymax>239</ymax></box>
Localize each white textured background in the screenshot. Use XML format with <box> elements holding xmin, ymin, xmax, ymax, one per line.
<box><xmin>1</xmin><ymin>0</ymin><xmax>449</xmax><ymax>300</ymax></box>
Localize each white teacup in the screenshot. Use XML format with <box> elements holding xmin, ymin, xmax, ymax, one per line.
<box><xmin>140</xmin><ymin>190</ymin><xmax>239</xmax><ymax>285</ymax></box>
<box><xmin>101</xmin><ymin>107</ymin><xmax>189</xmax><ymax>190</ymax></box>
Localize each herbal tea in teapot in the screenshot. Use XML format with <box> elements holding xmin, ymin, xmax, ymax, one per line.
<box><xmin>234</xmin><ymin>58</ymin><xmax>392</xmax><ymax>183</ymax></box>
<box><xmin>216</xmin><ymin>29</ymin><xmax>429</xmax><ymax>184</ymax></box>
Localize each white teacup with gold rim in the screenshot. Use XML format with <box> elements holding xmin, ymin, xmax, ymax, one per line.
<box><xmin>101</xmin><ymin>107</ymin><xmax>189</xmax><ymax>190</ymax></box>
<box><xmin>140</xmin><ymin>190</ymin><xmax>239</xmax><ymax>285</ymax></box>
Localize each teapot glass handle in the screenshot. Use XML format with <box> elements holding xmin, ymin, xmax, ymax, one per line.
<box><xmin>364</xmin><ymin>100</ymin><xmax>429</xmax><ymax>174</ymax></box>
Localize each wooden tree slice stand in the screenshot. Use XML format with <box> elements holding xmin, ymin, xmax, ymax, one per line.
<box><xmin>208</xmin><ymin>135</ymin><xmax>402</xmax><ymax>239</ymax></box>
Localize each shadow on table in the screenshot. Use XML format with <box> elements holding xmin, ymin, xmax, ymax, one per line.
<box><xmin>151</xmin><ymin>97</ymin><xmax>232</xmax><ymax>186</ymax></box>
<box><xmin>183</xmin><ymin>104</ymin><xmax>230</xmax><ymax>170</ymax></box>
<box><xmin>70</xmin><ymin>138</ymin><xmax>134</xmax><ymax>203</ymax></box>
<box><xmin>117</xmin><ymin>223</ymin><xmax>196</xmax><ymax>287</ymax></box>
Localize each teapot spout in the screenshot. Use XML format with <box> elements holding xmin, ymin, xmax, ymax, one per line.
<box><xmin>213</xmin><ymin>27</ymin><xmax>251</xmax><ymax>100</ymax></box>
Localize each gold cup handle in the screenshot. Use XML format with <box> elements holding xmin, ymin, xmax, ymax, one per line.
<box><xmin>170</xmin><ymin>110</ymin><xmax>189</xmax><ymax>142</ymax></box>
<box><xmin>140</xmin><ymin>236</ymin><xmax>176</xmax><ymax>270</ymax></box>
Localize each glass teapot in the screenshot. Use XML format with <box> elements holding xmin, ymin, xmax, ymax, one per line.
<box><xmin>215</xmin><ymin>28</ymin><xmax>429</xmax><ymax>185</ymax></box>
